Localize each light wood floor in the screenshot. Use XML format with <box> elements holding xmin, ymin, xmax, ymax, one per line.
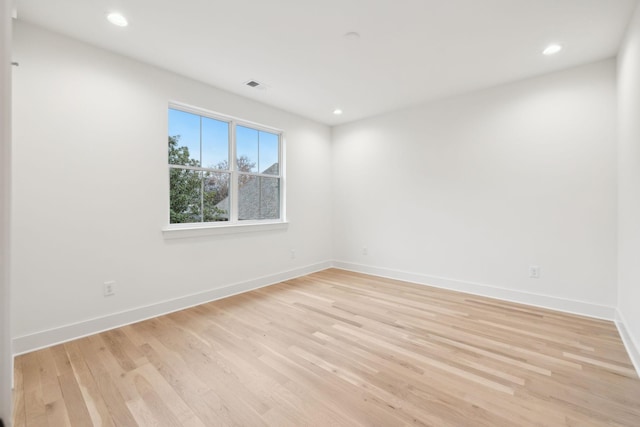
<box><xmin>12</xmin><ymin>269</ymin><xmax>640</xmax><ymax>426</ymax></box>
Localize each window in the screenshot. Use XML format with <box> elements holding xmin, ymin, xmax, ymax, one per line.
<box><xmin>168</xmin><ymin>104</ymin><xmax>283</xmax><ymax>227</ymax></box>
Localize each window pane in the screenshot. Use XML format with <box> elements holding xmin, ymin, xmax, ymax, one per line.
<box><xmin>168</xmin><ymin>109</ymin><xmax>201</xmax><ymax>166</ymax></box>
<box><xmin>202</xmin><ymin>117</ymin><xmax>229</xmax><ymax>170</ymax></box>
<box><xmin>238</xmin><ymin>175</ymin><xmax>280</xmax><ymax>220</ymax></box>
<box><xmin>203</xmin><ymin>171</ymin><xmax>230</xmax><ymax>222</ymax></box>
<box><xmin>169</xmin><ymin>168</ymin><xmax>202</xmax><ymax>223</ymax></box>
<box><xmin>259</xmin><ymin>131</ymin><xmax>279</xmax><ymax>175</ymax></box>
<box><xmin>236</xmin><ymin>125</ymin><xmax>258</xmax><ymax>173</ymax></box>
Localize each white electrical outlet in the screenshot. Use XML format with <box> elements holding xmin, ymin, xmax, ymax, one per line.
<box><xmin>104</xmin><ymin>280</ymin><xmax>116</xmax><ymax>296</ymax></box>
<box><xmin>529</xmin><ymin>266</ymin><xmax>540</xmax><ymax>279</ymax></box>
<box><xmin>290</xmin><ymin>249</ymin><xmax>296</xmax><ymax>259</ymax></box>
<box><xmin>362</xmin><ymin>247</ymin><xmax>368</xmax><ymax>255</ymax></box>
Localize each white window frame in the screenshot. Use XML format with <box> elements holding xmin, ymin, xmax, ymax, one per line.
<box><xmin>163</xmin><ymin>102</ymin><xmax>287</xmax><ymax>238</ymax></box>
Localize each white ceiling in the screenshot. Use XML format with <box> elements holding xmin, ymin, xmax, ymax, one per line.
<box><xmin>15</xmin><ymin>0</ymin><xmax>639</xmax><ymax>126</ymax></box>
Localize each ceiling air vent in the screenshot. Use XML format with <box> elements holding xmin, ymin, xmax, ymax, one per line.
<box><xmin>243</xmin><ymin>80</ymin><xmax>269</xmax><ymax>91</ymax></box>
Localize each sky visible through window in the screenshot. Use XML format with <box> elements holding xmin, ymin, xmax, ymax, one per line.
<box><xmin>169</xmin><ymin>108</ymin><xmax>279</xmax><ymax>174</ymax></box>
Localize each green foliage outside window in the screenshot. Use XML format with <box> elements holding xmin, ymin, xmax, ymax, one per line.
<box><xmin>169</xmin><ymin>135</ymin><xmax>256</xmax><ymax>223</ymax></box>
<box><xmin>169</xmin><ymin>135</ymin><xmax>227</xmax><ymax>223</ymax></box>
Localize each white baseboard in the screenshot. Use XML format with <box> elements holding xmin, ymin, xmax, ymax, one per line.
<box><xmin>332</xmin><ymin>261</ymin><xmax>616</xmax><ymax>320</ymax></box>
<box><xmin>615</xmin><ymin>309</ymin><xmax>640</xmax><ymax>378</ymax></box>
<box><xmin>12</xmin><ymin>259</ymin><xmax>626</xmax><ymax>368</ymax></box>
<box><xmin>12</xmin><ymin>261</ymin><xmax>332</xmax><ymax>355</ymax></box>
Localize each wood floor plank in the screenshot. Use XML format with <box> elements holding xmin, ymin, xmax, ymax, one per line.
<box><xmin>56</xmin><ymin>372</ymin><xmax>89</xmax><ymax>427</ymax></box>
<box><xmin>140</xmin><ymin>340</ymin><xmax>230</xmax><ymax>426</ymax></box>
<box><xmin>75</xmin><ymin>336</ymin><xmax>138</xmax><ymax>426</ymax></box>
<box><xmin>21</xmin><ymin>352</ymin><xmax>48</xmax><ymax>427</ymax></box>
<box><xmin>64</xmin><ymin>340</ymin><xmax>116</xmax><ymax>427</ymax></box>
<box><xmin>13</xmin><ymin>269</ymin><xmax>640</xmax><ymax>426</ymax></box>
<box><xmin>12</xmin><ymin>355</ymin><xmax>26</xmax><ymax>427</ymax></box>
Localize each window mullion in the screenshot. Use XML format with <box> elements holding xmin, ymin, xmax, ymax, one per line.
<box><xmin>230</xmin><ymin>121</ymin><xmax>239</xmax><ymax>223</ymax></box>
<box><xmin>199</xmin><ymin>117</ymin><xmax>204</xmax><ymax>222</ymax></box>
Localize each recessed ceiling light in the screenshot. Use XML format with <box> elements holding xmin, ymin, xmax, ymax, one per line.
<box><xmin>543</xmin><ymin>44</ymin><xmax>562</xmax><ymax>55</ymax></box>
<box><xmin>333</xmin><ymin>109</ymin><xmax>343</xmax><ymax>115</ymax></box>
<box><xmin>343</xmin><ymin>32</ymin><xmax>360</xmax><ymax>40</ymax></box>
<box><xmin>107</xmin><ymin>12</ymin><xmax>128</xmax><ymax>27</ymax></box>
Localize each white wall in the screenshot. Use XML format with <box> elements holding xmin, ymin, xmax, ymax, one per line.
<box><xmin>332</xmin><ymin>60</ymin><xmax>618</xmax><ymax>317</ymax></box>
<box><xmin>1</xmin><ymin>1</ymin><xmax>13</xmax><ymax>423</ymax></box>
<box><xmin>617</xmin><ymin>2</ymin><xmax>640</xmax><ymax>369</ymax></box>
<box><xmin>11</xmin><ymin>22</ymin><xmax>333</xmax><ymax>351</ymax></box>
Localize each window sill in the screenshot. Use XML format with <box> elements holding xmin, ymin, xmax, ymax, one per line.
<box><xmin>162</xmin><ymin>221</ymin><xmax>289</xmax><ymax>239</ymax></box>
